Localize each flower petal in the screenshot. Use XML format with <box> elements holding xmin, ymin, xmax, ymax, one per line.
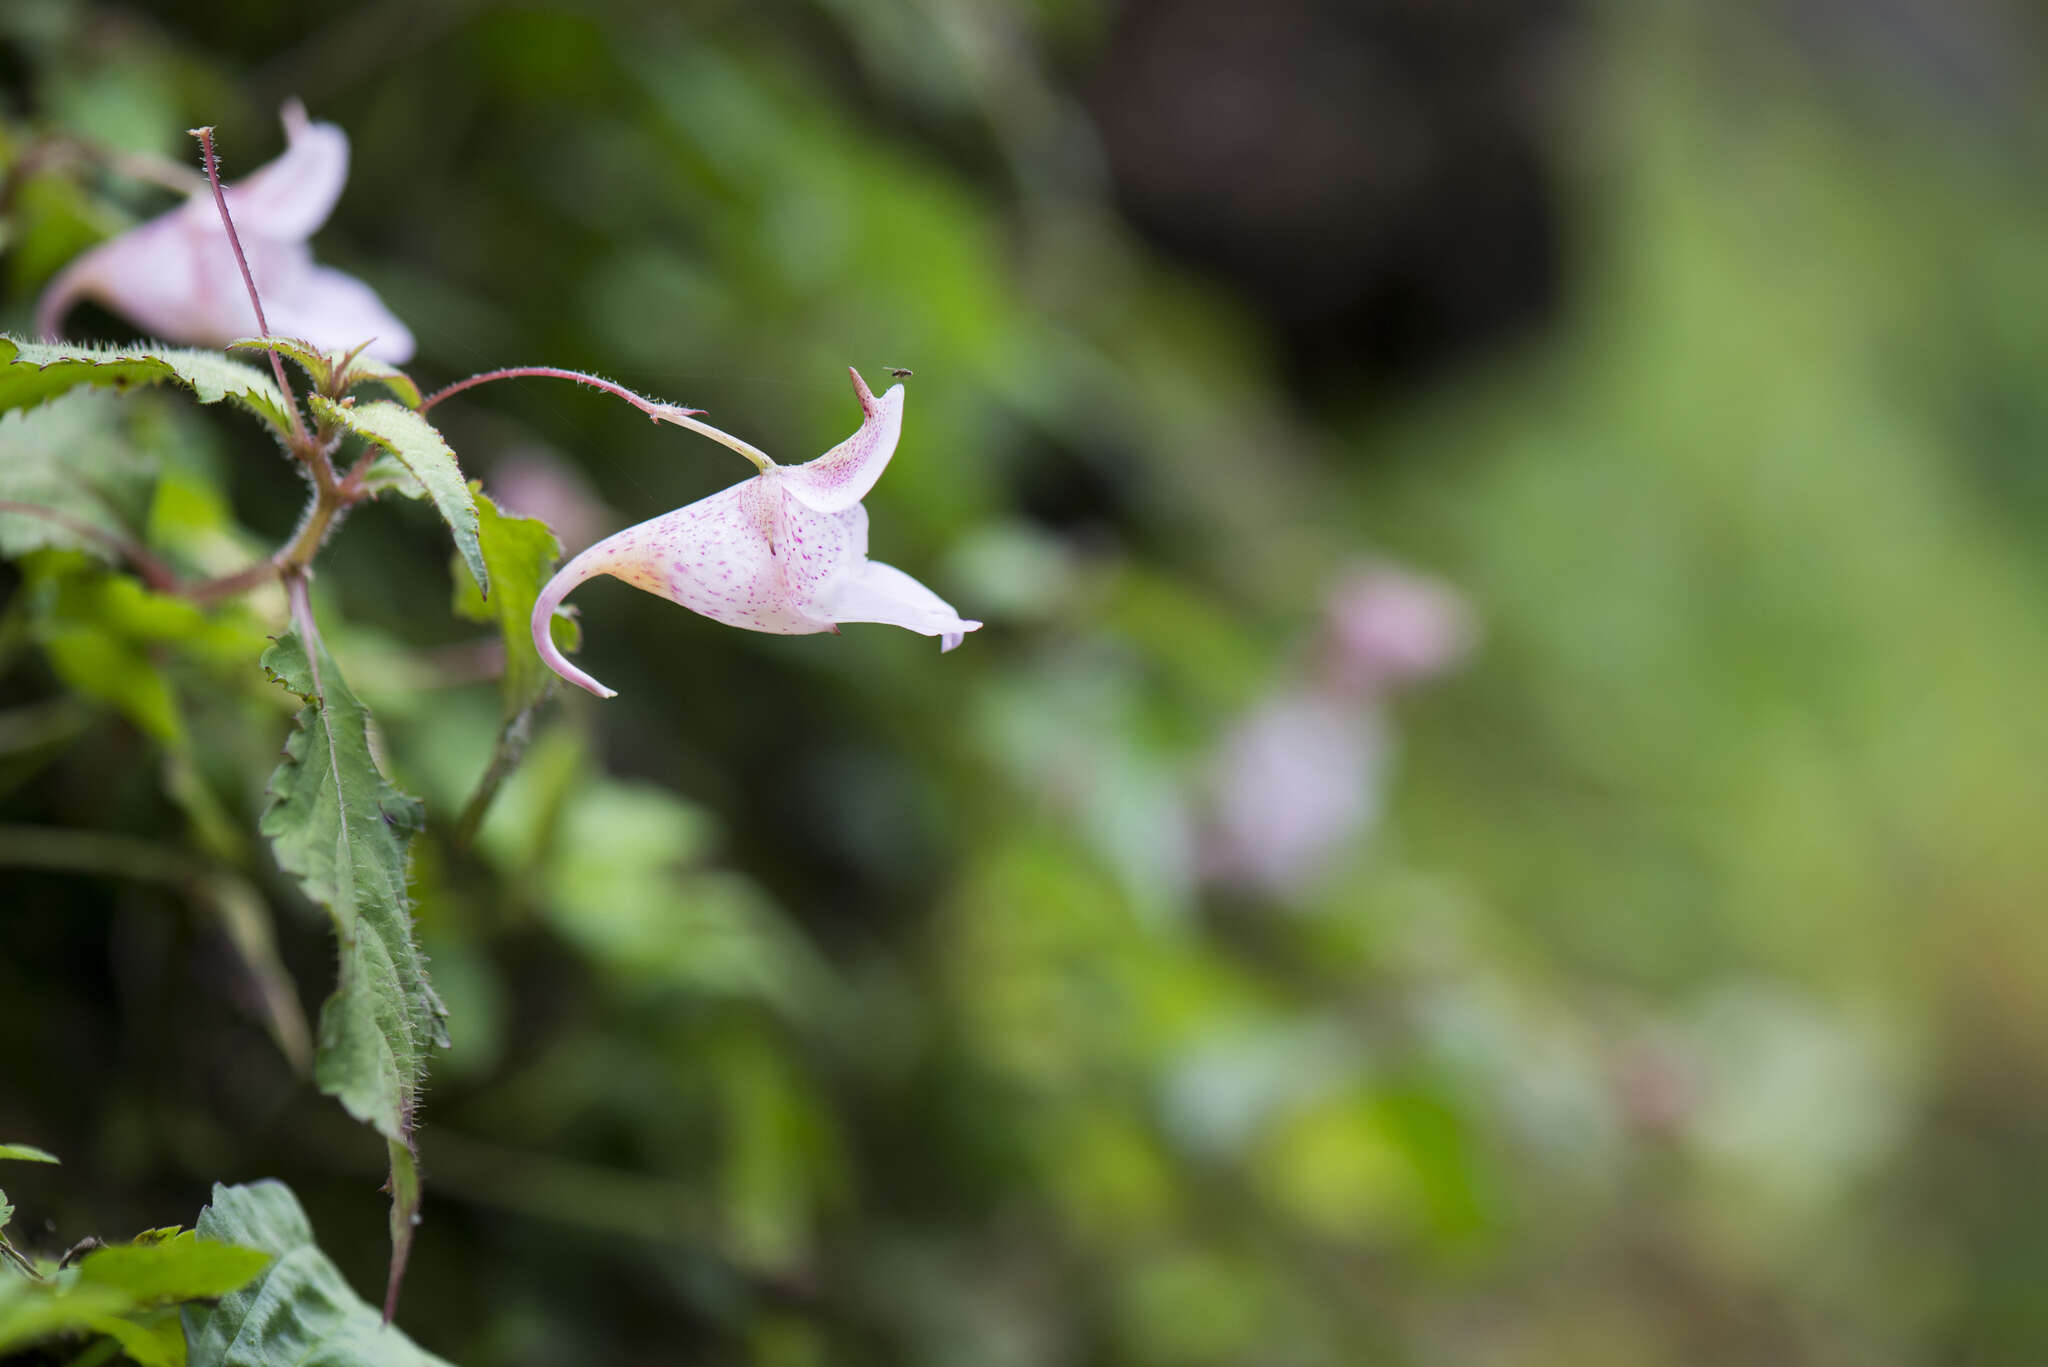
<box><xmin>218</xmin><ymin>102</ymin><xmax>350</xmax><ymax>242</ymax></box>
<box><xmin>529</xmin><ymin>479</ymin><xmax>842</xmax><ymax>696</ymax></box>
<box><xmin>37</xmin><ymin>216</ymin><xmax>199</xmax><ymax>342</ymax></box>
<box><xmin>818</xmin><ymin>558</ymin><xmax>982</xmax><ymax>650</ymax></box>
<box><xmin>262</xmin><ymin>262</ymin><xmax>416</xmax><ymax>363</ymax></box>
<box><xmin>778</xmin><ymin>367</ymin><xmax>904</xmax><ymax>513</ymax></box>
<box><xmin>772</xmin><ymin>492</ymin><xmax>868</xmax><ymax>625</ymax></box>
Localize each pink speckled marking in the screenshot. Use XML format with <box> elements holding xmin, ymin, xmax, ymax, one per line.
<box><xmin>778</xmin><ymin>368</ymin><xmax>904</xmax><ymax>513</ymax></box>
<box><xmin>530</xmin><ymin>368</ymin><xmax>981</xmax><ymax>698</ymax></box>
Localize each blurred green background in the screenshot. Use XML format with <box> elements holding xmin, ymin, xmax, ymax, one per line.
<box><xmin>5</xmin><ymin>0</ymin><xmax>2048</xmax><ymax>1362</ymax></box>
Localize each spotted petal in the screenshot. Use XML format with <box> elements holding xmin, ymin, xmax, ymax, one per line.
<box><xmin>778</xmin><ymin>368</ymin><xmax>904</xmax><ymax>514</ymax></box>
<box><xmin>771</xmin><ymin>492</ymin><xmax>866</xmax><ymax>627</ymax></box>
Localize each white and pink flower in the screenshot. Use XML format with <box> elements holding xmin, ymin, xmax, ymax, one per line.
<box><xmin>36</xmin><ymin>101</ymin><xmax>414</xmax><ymax>363</ymax></box>
<box><xmin>532</xmin><ymin>368</ymin><xmax>980</xmax><ymax>698</ymax></box>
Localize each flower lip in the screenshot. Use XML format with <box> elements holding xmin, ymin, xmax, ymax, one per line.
<box><xmin>530</xmin><ymin>367</ymin><xmax>980</xmax><ymax>699</ymax></box>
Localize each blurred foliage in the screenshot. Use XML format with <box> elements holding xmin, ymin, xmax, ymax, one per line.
<box><xmin>3</xmin><ymin>1</ymin><xmax>2048</xmax><ymax>1365</ymax></box>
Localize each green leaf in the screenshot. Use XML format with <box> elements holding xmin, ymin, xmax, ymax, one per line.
<box><xmin>226</xmin><ymin>339</ymin><xmax>422</xmax><ymax>408</ymax></box>
<box><xmin>0</xmin><ymin>391</ymin><xmax>156</xmax><ymax>564</ymax></box>
<box><xmin>87</xmin><ymin>1307</ymin><xmax>184</xmax><ymax>1367</ymax></box>
<box><xmin>183</xmin><ymin>1181</ymin><xmax>454</xmax><ymax>1367</ymax></box>
<box><xmin>0</xmin><ymin>335</ymin><xmax>293</xmax><ymax>436</ymax></box>
<box><xmin>449</xmin><ymin>489</ymin><xmax>581</xmax><ymax>846</ymax></box>
<box><xmin>72</xmin><ymin>1230</ymin><xmax>271</xmax><ymax>1305</ymax></box>
<box><xmin>452</xmin><ymin>487</ymin><xmax>576</xmax><ymax>721</ymax></box>
<box><xmin>0</xmin><ymin>1147</ymin><xmax>53</xmax><ymax>1273</ymax></box>
<box><xmin>0</xmin><ymin>1229</ymin><xmax>267</xmax><ymax>1363</ymax></box>
<box><xmin>360</xmin><ymin>454</ymin><xmax>426</xmax><ymax>500</ymax></box>
<box><xmin>259</xmin><ymin>624</ymin><xmax>443</xmax><ymax>1306</ymax></box>
<box><xmin>260</xmin><ymin>624</ymin><xmax>443</xmax><ymax>1138</ymax></box>
<box><xmin>226</xmin><ymin>336</ymin><xmax>333</xmax><ymax>394</ymax></box>
<box><xmin>18</xmin><ymin>555</ymin><xmax>263</xmax><ymax>745</ymax></box>
<box><xmin>308</xmin><ymin>395</ymin><xmax>486</xmax><ymax>596</ymax></box>
<box><xmin>0</xmin><ymin>1280</ymin><xmax>133</xmax><ymax>1358</ymax></box>
<box><xmin>338</xmin><ymin>356</ymin><xmax>423</xmax><ymax>410</ymax></box>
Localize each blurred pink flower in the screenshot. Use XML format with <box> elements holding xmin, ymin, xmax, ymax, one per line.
<box><xmin>36</xmin><ymin>102</ymin><xmax>414</xmax><ymax>363</ymax></box>
<box><xmin>1200</xmin><ymin>691</ymin><xmax>1387</xmax><ymax>897</ymax></box>
<box><xmin>1318</xmin><ymin>562</ymin><xmax>1476</xmax><ymax>696</ymax></box>
<box><xmin>1200</xmin><ymin>562</ymin><xmax>1473</xmax><ymax>897</ymax></box>
<box><xmin>489</xmin><ymin>450</ymin><xmax>613</xmax><ymax>555</ymax></box>
<box><xmin>532</xmin><ymin>368</ymin><xmax>981</xmax><ymax>699</ymax></box>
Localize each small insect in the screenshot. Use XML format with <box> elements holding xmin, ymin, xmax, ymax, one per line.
<box><xmin>888</xmin><ymin>367</ymin><xmax>914</xmax><ymax>379</ymax></box>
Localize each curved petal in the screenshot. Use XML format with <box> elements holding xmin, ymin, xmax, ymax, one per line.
<box><xmin>774</xmin><ymin>494</ymin><xmax>868</xmax><ymax>626</ymax></box>
<box><xmin>778</xmin><ymin>368</ymin><xmax>904</xmax><ymax>513</ymax></box>
<box><xmin>261</xmin><ymin>262</ymin><xmax>416</xmax><ymax>363</ymax></box>
<box><xmin>529</xmin><ymin>480</ymin><xmax>836</xmax><ymax>697</ymax></box>
<box><xmin>647</xmin><ymin>478</ymin><xmax>822</xmax><ymax>636</ymax></box>
<box><xmin>36</xmin><ymin>214</ymin><xmax>198</xmax><ymax>341</ymax></box>
<box><xmin>530</xmin><ymin>538</ymin><xmax>623</xmax><ymax>699</ymax></box>
<box><xmin>220</xmin><ymin>104</ymin><xmax>350</xmax><ymax>241</ymax></box>
<box><xmin>818</xmin><ymin>558</ymin><xmax>983</xmax><ymax>651</ymax></box>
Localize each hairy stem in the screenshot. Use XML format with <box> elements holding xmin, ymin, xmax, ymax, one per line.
<box><xmin>286</xmin><ymin>570</ymin><xmax>324</xmax><ymax>664</ymax></box>
<box><xmin>190</xmin><ymin>125</ymin><xmax>309</xmax><ymax>451</ymax></box>
<box><xmin>415</xmin><ymin>367</ymin><xmax>774</xmax><ymax>470</ymax></box>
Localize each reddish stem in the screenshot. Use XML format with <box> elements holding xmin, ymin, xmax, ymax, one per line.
<box><xmin>190</xmin><ymin>126</ymin><xmax>308</xmax><ymax>449</ymax></box>
<box><xmin>0</xmin><ymin>501</ymin><xmax>178</xmax><ymax>592</ymax></box>
<box><xmin>185</xmin><ymin>557</ymin><xmax>284</xmax><ymax>605</ymax></box>
<box><xmin>417</xmin><ymin>366</ymin><xmax>702</xmax><ymax>424</ymax></box>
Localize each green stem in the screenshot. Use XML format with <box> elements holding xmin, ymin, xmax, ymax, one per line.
<box><xmin>0</xmin><ymin>1231</ymin><xmax>43</xmax><ymax>1280</ymax></box>
<box><xmin>0</xmin><ymin>824</ymin><xmax>198</xmax><ymax>883</ymax></box>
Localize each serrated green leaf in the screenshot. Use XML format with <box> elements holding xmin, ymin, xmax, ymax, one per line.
<box><xmin>226</xmin><ymin>339</ymin><xmax>422</xmax><ymax>408</ymax></box>
<box><xmin>0</xmin><ymin>335</ymin><xmax>293</xmax><ymax>436</ymax></box>
<box><xmin>259</xmin><ymin>625</ymin><xmax>443</xmax><ymax>1144</ymax></box>
<box><xmin>339</xmin><ymin>356</ymin><xmax>423</xmax><ymax>409</ymax></box>
<box><xmin>0</xmin><ymin>391</ymin><xmax>156</xmax><ymax>564</ymax></box>
<box><xmin>0</xmin><ymin>1145</ymin><xmax>59</xmax><ymax>1164</ymax></box>
<box><xmin>259</xmin><ymin>624</ymin><xmax>442</xmax><ymax>1309</ymax></box>
<box><xmin>226</xmin><ymin>336</ymin><xmax>332</xmax><ymax>394</ymax></box>
<box><xmin>360</xmin><ymin>453</ymin><xmax>426</xmax><ymax>499</ymax></box>
<box><xmin>182</xmin><ymin>1181</ymin><xmax>454</xmax><ymax>1367</ymax></box>
<box><xmin>73</xmin><ymin>1230</ymin><xmax>271</xmax><ymax>1305</ymax></box>
<box><xmin>308</xmin><ymin>395</ymin><xmax>486</xmax><ymax>596</ymax></box>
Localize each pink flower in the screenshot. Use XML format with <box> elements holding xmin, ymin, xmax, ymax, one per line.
<box><xmin>1318</xmin><ymin>563</ymin><xmax>1476</xmax><ymax>697</ymax></box>
<box><xmin>1199</xmin><ymin>691</ymin><xmax>1387</xmax><ymax>897</ymax></box>
<box><xmin>1199</xmin><ymin>562</ymin><xmax>1474</xmax><ymax>898</ymax></box>
<box><xmin>532</xmin><ymin>368</ymin><xmax>981</xmax><ymax>699</ymax></box>
<box><xmin>36</xmin><ymin>102</ymin><xmax>414</xmax><ymax>363</ymax></box>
